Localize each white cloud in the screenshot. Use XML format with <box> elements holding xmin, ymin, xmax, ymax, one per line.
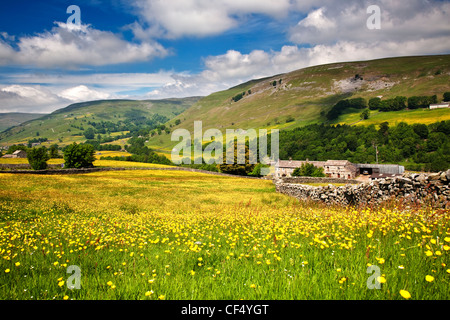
<box><xmin>129</xmin><ymin>0</ymin><xmax>291</xmax><ymax>38</ymax></box>
<box><xmin>0</xmin><ymin>85</ymin><xmax>69</xmax><ymax>113</ymax></box>
<box><xmin>58</xmin><ymin>85</ymin><xmax>111</xmax><ymax>102</ymax></box>
<box><xmin>0</xmin><ymin>22</ymin><xmax>168</xmax><ymax>68</ymax></box>
<box><xmin>289</xmin><ymin>1</ymin><xmax>450</xmax><ymax>45</ymax></box>
<box><xmin>5</xmin><ymin>72</ymin><xmax>175</xmax><ymax>93</ymax></box>
<box><xmin>0</xmin><ymin>84</ymin><xmax>118</xmax><ymax>113</ymax></box>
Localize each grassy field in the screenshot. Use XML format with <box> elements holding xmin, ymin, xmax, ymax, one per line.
<box><xmin>0</xmin><ymin>156</ymin><xmax>171</xmax><ymax>169</ymax></box>
<box><xmin>0</xmin><ymin>169</ymin><xmax>449</xmax><ymax>300</ymax></box>
<box><xmin>336</xmin><ymin>108</ymin><xmax>450</xmax><ymax>127</ymax></box>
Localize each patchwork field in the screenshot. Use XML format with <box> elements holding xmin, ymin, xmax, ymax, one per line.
<box><xmin>0</xmin><ymin>169</ymin><xmax>449</xmax><ymax>300</ymax></box>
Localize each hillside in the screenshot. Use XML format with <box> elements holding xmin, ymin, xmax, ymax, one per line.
<box><xmin>1</xmin><ymin>55</ymin><xmax>449</xmax><ymax>154</ymax></box>
<box><xmin>148</xmin><ymin>55</ymin><xmax>450</xmax><ymax>152</ymax></box>
<box><xmin>0</xmin><ymin>97</ymin><xmax>201</xmax><ymax>147</ymax></box>
<box><xmin>0</xmin><ymin>113</ymin><xmax>47</xmax><ymax>133</ymax></box>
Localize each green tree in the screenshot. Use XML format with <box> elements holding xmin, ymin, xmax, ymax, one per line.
<box><xmin>292</xmin><ymin>163</ymin><xmax>325</xmax><ymax>177</ymax></box>
<box><xmin>443</xmin><ymin>92</ymin><xmax>450</xmax><ymax>102</ymax></box>
<box><xmin>27</xmin><ymin>146</ymin><xmax>50</xmax><ymax>170</ymax></box>
<box><xmin>83</xmin><ymin>127</ymin><xmax>95</xmax><ymax>140</ymax></box>
<box><xmin>412</xmin><ymin>123</ymin><xmax>429</xmax><ymax>139</ymax></box>
<box><xmin>63</xmin><ymin>143</ymin><xmax>95</xmax><ymax>168</ymax></box>
<box><xmin>249</xmin><ymin>163</ymin><xmax>270</xmax><ymax>177</ymax></box>
<box><xmin>49</xmin><ymin>144</ymin><xmax>60</xmax><ymax>158</ymax></box>
<box><xmin>218</xmin><ymin>141</ymin><xmax>255</xmax><ymax>176</ymax></box>
<box><xmin>368</xmin><ymin>97</ymin><xmax>381</xmax><ymax>110</ymax></box>
<box><xmin>360</xmin><ymin>109</ymin><xmax>370</xmax><ymax>120</ymax></box>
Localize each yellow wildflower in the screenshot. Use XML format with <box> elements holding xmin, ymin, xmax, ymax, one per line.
<box><xmin>400</xmin><ymin>290</ymin><xmax>411</xmax><ymax>299</ymax></box>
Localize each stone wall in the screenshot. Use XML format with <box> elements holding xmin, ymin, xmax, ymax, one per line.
<box><xmin>0</xmin><ymin>165</ymin><xmax>266</xmax><ymax>179</ymax></box>
<box><xmin>0</xmin><ymin>163</ymin><xmax>62</xmax><ymax>170</ymax></box>
<box><xmin>276</xmin><ymin>170</ymin><xmax>450</xmax><ymax>208</ymax></box>
<box><xmin>279</xmin><ymin>176</ymin><xmax>360</xmax><ymax>185</ymax></box>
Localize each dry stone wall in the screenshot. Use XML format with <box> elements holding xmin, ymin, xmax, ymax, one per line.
<box><xmin>275</xmin><ymin>170</ymin><xmax>450</xmax><ymax>209</ymax></box>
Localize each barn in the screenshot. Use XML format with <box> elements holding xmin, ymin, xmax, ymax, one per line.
<box><xmin>2</xmin><ymin>150</ymin><xmax>27</xmax><ymax>159</ymax></box>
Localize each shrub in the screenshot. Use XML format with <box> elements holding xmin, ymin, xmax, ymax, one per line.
<box><xmin>408</xmin><ymin>95</ymin><xmax>437</xmax><ymax>109</ymax></box>
<box><xmin>360</xmin><ymin>109</ymin><xmax>370</xmax><ymax>120</ymax></box>
<box><xmin>443</xmin><ymin>92</ymin><xmax>450</xmax><ymax>102</ymax></box>
<box><xmin>368</xmin><ymin>97</ymin><xmax>381</xmax><ymax>110</ymax></box>
<box><xmin>63</xmin><ymin>143</ymin><xmax>95</xmax><ymax>168</ymax></box>
<box><xmin>286</xmin><ymin>115</ymin><xmax>295</xmax><ymax>123</ymax></box>
<box><xmin>232</xmin><ymin>93</ymin><xmax>244</xmax><ymax>102</ymax></box>
<box><xmin>27</xmin><ymin>146</ymin><xmax>50</xmax><ymax>170</ymax></box>
<box><xmin>292</xmin><ymin>163</ymin><xmax>325</xmax><ymax>177</ymax></box>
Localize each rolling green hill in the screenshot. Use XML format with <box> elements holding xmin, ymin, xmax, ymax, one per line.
<box><xmin>148</xmin><ymin>54</ymin><xmax>450</xmax><ymax>152</ymax></box>
<box><xmin>0</xmin><ymin>113</ymin><xmax>47</xmax><ymax>133</ymax></box>
<box><xmin>0</xmin><ymin>97</ymin><xmax>201</xmax><ymax>148</ymax></box>
<box><xmin>1</xmin><ymin>55</ymin><xmax>449</xmax><ymax>154</ymax></box>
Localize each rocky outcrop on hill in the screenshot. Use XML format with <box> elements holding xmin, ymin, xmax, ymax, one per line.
<box><xmin>275</xmin><ymin>170</ymin><xmax>450</xmax><ymax>208</ymax></box>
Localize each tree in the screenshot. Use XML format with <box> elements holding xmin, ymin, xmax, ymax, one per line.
<box><xmin>292</xmin><ymin>163</ymin><xmax>325</xmax><ymax>177</ymax></box>
<box><xmin>49</xmin><ymin>144</ymin><xmax>60</xmax><ymax>158</ymax></box>
<box><xmin>27</xmin><ymin>146</ymin><xmax>50</xmax><ymax>170</ymax></box>
<box><xmin>63</xmin><ymin>143</ymin><xmax>95</xmax><ymax>168</ymax></box>
<box><xmin>408</xmin><ymin>95</ymin><xmax>437</xmax><ymax>109</ymax></box>
<box><xmin>83</xmin><ymin>127</ymin><xmax>95</xmax><ymax>140</ymax></box>
<box><xmin>412</xmin><ymin>123</ymin><xmax>429</xmax><ymax>139</ymax></box>
<box><xmin>248</xmin><ymin>163</ymin><xmax>270</xmax><ymax>177</ymax></box>
<box><xmin>360</xmin><ymin>109</ymin><xmax>370</xmax><ymax>120</ymax></box>
<box><xmin>218</xmin><ymin>141</ymin><xmax>255</xmax><ymax>176</ymax></box>
<box><xmin>443</xmin><ymin>92</ymin><xmax>450</xmax><ymax>102</ymax></box>
<box><xmin>368</xmin><ymin>97</ymin><xmax>381</xmax><ymax>110</ymax></box>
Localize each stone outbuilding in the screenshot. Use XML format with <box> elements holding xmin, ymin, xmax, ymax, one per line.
<box><xmin>275</xmin><ymin>159</ymin><xmax>403</xmax><ymax>180</ymax></box>
<box><xmin>2</xmin><ymin>150</ymin><xmax>27</xmax><ymax>159</ymax></box>
<box><xmin>275</xmin><ymin>159</ymin><xmax>326</xmax><ymax>178</ymax></box>
<box><xmin>323</xmin><ymin>160</ymin><xmax>358</xmax><ymax>179</ymax></box>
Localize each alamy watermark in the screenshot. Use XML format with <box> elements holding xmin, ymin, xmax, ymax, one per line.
<box><xmin>171</xmin><ymin>121</ymin><xmax>279</xmax><ymax>176</ymax></box>
<box><xmin>367</xmin><ymin>5</ymin><xmax>381</xmax><ymax>30</ymax></box>
<box><xmin>66</xmin><ymin>5</ymin><xmax>81</xmax><ymax>26</ymax></box>
<box><xmin>366</xmin><ymin>265</ymin><xmax>382</xmax><ymax>290</ymax></box>
<box><xmin>67</xmin><ymin>265</ymin><xmax>81</xmax><ymax>290</ymax></box>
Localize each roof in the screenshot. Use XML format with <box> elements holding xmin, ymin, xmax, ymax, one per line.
<box><xmin>13</xmin><ymin>150</ymin><xmax>26</xmax><ymax>155</ymax></box>
<box><xmin>324</xmin><ymin>160</ymin><xmax>352</xmax><ymax>166</ymax></box>
<box><xmin>277</xmin><ymin>160</ymin><xmax>326</xmax><ymax>168</ymax></box>
<box><xmin>430</xmin><ymin>103</ymin><xmax>449</xmax><ymax>107</ymax></box>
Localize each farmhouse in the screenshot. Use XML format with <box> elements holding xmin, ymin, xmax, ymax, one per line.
<box><xmin>275</xmin><ymin>159</ymin><xmax>404</xmax><ymax>180</ymax></box>
<box><xmin>275</xmin><ymin>159</ymin><xmax>326</xmax><ymax>178</ymax></box>
<box><xmin>429</xmin><ymin>102</ymin><xmax>450</xmax><ymax>110</ymax></box>
<box><xmin>323</xmin><ymin>160</ymin><xmax>358</xmax><ymax>179</ymax></box>
<box><xmin>2</xmin><ymin>150</ymin><xmax>27</xmax><ymax>159</ymax></box>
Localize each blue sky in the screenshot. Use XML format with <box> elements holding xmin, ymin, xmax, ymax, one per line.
<box><xmin>0</xmin><ymin>0</ymin><xmax>449</xmax><ymax>113</ymax></box>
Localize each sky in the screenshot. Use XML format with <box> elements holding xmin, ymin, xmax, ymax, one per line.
<box><xmin>0</xmin><ymin>0</ymin><xmax>449</xmax><ymax>113</ymax></box>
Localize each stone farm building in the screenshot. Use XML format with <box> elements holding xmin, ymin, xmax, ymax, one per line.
<box><xmin>2</xmin><ymin>150</ymin><xmax>27</xmax><ymax>159</ymax></box>
<box><xmin>275</xmin><ymin>159</ymin><xmax>404</xmax><ymax>180</ymax></box>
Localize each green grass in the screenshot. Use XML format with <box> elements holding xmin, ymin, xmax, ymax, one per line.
<box><xmin>336</xmin><ymin>108</ymin><xmax>450</xmax><ymax>127</ymax></box>
<box><xmin>0</xmin><ymin>169</ymin><xmax>449</xmax><ymax>300</ymax></box>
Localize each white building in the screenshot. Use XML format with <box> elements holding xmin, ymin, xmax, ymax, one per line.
<box><xmin>429</xmin><ymin>103</ymin><xmax>450</xmax><ymax>110</ymax></box>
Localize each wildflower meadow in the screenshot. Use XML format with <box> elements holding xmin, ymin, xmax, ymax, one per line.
<box><xmin>0</xmin><ymin>169</ymin><xmax>449</xmax><ymax>300</ymax></box>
